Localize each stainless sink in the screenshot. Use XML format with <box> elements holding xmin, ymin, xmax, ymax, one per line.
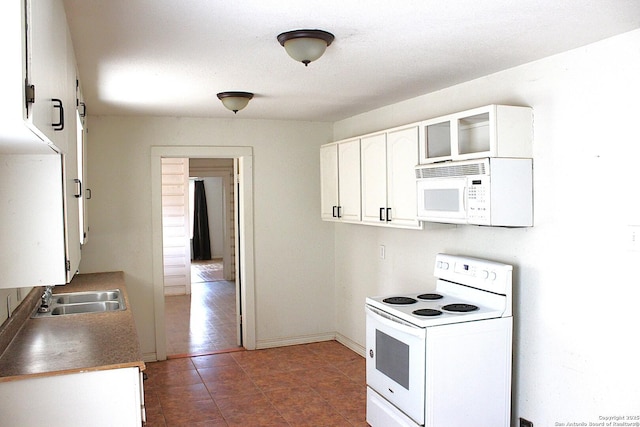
<box><xmin>32</xmin><ymin>289</ymin><xmax>126</xmax><ymax>318</ymax></box>
<box><xmin>53</xmin><ymin>290</ymin><xmax>121</xmax><ymax>305</ymax></box>
<box><xmin>50</xmin><ymin>301</ymin><xmax>123</xmax><ymax>315</ymax></box>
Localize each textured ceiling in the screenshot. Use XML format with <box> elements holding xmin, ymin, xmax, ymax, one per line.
<box><xmin>62</xmin><ymin>0</ymin><xmax>640</xmax><ymax>122</ymax></box>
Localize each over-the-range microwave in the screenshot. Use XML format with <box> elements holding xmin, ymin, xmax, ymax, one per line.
<box><xmin>415</xmin><ymin>157</ymin><xmax>533</xmax><ymax>227</ymax></box>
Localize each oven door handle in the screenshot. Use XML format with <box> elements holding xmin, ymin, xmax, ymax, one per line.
<box><xmin>365</xmin><ymin>306</ymin><xmax>424</xmax><ymax>337</ymax></box>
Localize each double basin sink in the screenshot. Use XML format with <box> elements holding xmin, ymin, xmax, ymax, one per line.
<box><xmin>32</xmin><ymin>289</ymin><xmax>126</xmax><ymax>317</ymax></box>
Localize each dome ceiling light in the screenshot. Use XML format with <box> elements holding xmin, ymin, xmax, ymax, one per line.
<box><xmin>216</xmin><ymin>91</ymin><xmax>254</xmax><ymax>114</ymax></box>
<box><xmin>277</xmin><ymin>29</ymin><xmax>335</xmax><ymax>66</ymax></box>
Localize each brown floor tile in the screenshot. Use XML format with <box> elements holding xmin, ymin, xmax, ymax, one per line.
<box><xmin>265</xmin><ymin>385</ymin><xmax>352</xmax><ymax>426</ymax></box>
<box><xmin>191</xmin><ymin>352</ymin><xmax>239</xmax><ymax>369</ymax></box>
<box><xmin>160</xmin><ymin>398</ymin><xmax>225</xmax><ymax>425</ymax></box>
<box><xmin>143</xmin><ymin>408</ymin><xmax>167</xmax><ymax>427</ymax></box>
<box><xmin>249</xmin><ymin>369</ymin><xmax>309</xmax><ymax>392</ymax></box>
<box><xmin>146</xmin><ymin>341</ymin><xmax>367</xmax><ymax>426</ymax></box>
<box><xmin>215</xmin><ymin>392</ymin><xmax>289</xmax><ymax>426</ymax></box>
<box><xmin>157</xmin><ymin>383</ymin><xmax>212</xmax><ymax>403</ymax></box>
<box><xmin>335</xmin><ymin>357</ymin><xmax>367</xmax><ymax>384</ymax></box>
<box><xmin>204</xmin><ymin>373</ymin><xmax>263</xmax><ymax>399</ymax></box>
<box><xmin>147</xmin><ymin>367</ymin><xmax>203</xmax><ymax>389</ymax></box>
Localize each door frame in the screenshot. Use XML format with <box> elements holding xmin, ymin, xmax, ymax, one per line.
<box><xmin>151</xmin><ymin>146</ymin><xmax>256</xmax><ymax>360</ymax></box>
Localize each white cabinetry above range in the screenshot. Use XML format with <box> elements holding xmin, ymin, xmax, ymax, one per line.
<box><xmin>321</xmin><ymin>124</ymin><xmax>422</xmax><ymax>230</ymax></box>
<box><xmin>320</xmin><ymin>138</ymin><xmax>361</xmax><ymax>222</ymax></box>
<box><xmin>361</xmin><ymin>125</ymin><xmax>421</xmax><ymax>229</ymax></box>
<box><xmin>321</xmin><ymin>104</ymin><xmax>532</xmax><ymax>230</ymax></box>
<box><xmin>419</xmin><ymin>105</ymin><xmax>533</xmax><ymax>164</ymax></box>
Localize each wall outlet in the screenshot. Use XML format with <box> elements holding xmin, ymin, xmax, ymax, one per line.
<box><xmin>520</xmin><ymin>417</ymin><xmax>533</xmax><ymax>427</ymax></box>
<box><xmin>628</xmin><ymin>225</ymin><xmax>640</xmax><ymax>251</ymax></box>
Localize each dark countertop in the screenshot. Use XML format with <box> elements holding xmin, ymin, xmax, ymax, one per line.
<box><xmin>0</xmin><ymin>272</ymin><xmax>145</xmax><ymax>382</ymax></box>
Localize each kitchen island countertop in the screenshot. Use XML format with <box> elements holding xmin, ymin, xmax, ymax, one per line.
<box><xmin>0</xmin><ymin>271</ymin><xmax>145</xmax><ymax>382</ymax></box>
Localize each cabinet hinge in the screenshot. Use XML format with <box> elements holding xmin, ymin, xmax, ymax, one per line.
<box><xmin>25</xmin><ymin>83</ymin><xmax>35</xmax><ymax>105</ymax></box>
<box><xmin>65</xmin><ymin>260</ymin><xmax>71</xmax><ymax>272</ymax></box>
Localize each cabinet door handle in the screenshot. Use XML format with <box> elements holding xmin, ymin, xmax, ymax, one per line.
<box><xmin>74</xmin><ymin>179</ymin><xmax>82</xmax><ymax>198</ymax></box>
<box><xmin>332</xmin><ymin>206</ymin><xmax>337</xmax><ymax>218</ymax></box>
<box><xmin>386</xmin><ymin>208</ymin><xmax>392</xmax><ymax>222</ymax></box>
<box><xmin>52</xmin><ymin>98</ymin><xmax>64</xmax><ymax>131</ymax></box>
<box><xmin>337</xmin><ymin>206</ymin><xmax>342</xmax><ymax>218</ymax></box>
<box><xmin>379</xmin><ymin>207</ymin><xmax>385</xmax><ymax>221</ymax></box>
<box><xmin>86</xmin><ymin>188</ymin><xmax>92</xmax><ymax>200</ymax></box>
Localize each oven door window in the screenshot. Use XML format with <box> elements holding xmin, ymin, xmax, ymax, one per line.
<box><xmin>376</xmin><ymin>330</ymin><xmax>409</xmax><ymax>389</ymax></box>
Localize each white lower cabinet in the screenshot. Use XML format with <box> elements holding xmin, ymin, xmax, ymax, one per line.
<box><xmin>361</xmin><ymin>125</ymin><xmax>422</xmax><ymax>229</ymax></box>
<box><xmin>0</xmin><ymin>367</ymin><xmax>145</xmax><ymax>426</ymax></box>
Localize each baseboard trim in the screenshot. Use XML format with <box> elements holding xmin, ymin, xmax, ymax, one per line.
<box><xmin>147</xmin><ymin>333</ymin><xmax>364</xmax><ymax>362</ymax></box>
<box><xmin>143</xmin><ymin>352</ymin><xmax>158</xmax><ymax>363</ymax></box>
<box><xmin>335</xmin><ymin>332</ymin><xmax>366</xmax><ymax>357</ymax></box>
<box><xmin>256</xmin><ymin>332</ymin><xmax>336</xmax><ymax>349</ymax></box>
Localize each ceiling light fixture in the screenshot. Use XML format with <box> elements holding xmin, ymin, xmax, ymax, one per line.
<box><xmin>277</xmin><ymin>29</ymin><xmax>335</xmax><ymax>66</ymax></box>
<box><xmin>216</xmin><ymin>91</ymin><xmax>254</xmax><ymax>114</ymax></box>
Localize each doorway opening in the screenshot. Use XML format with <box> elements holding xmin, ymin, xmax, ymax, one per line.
<box><xmin>162</xmin><ymin>162</ymin><xmax>239</xmax><ymax>357</ymax></box>
<box><xmin>151</xmin><ymin>146</ymin><xmax>255</xmax><ymax>361</ymax></box>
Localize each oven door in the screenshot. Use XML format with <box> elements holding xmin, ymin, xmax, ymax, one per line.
<box><xmin>366</xmin><ymin>305</ymin><xmax>426</xmax><ymax>425</ymax></box>
<box><xmin>416</xmin><ymin>176</ymin><xmax>468</xmax><ymax>224</ymax></box>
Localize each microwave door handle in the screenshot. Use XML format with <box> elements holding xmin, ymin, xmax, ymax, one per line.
<box><xmin>463</xmin><ymin>185</ymin><xmax>468</xmax><ymax>212</ymax></box>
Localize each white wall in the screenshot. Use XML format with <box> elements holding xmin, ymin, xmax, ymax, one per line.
<box><xmin>79</xmin><ymin>117</ymin><xmax>336</xmax><ymax>355</ymax></box>
<box><xmin>332</xmin><ymin>30</ymin><xmax>640</xmax><ymax>425</ymax></box>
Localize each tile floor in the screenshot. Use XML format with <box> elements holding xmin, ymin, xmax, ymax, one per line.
<box><xmin>144</xmin><ymin>340</ymin><xmax>368</xmax><ymax>426</ymax></box>
<box><xmin>159</xmin><ymin>260</ymin><xmax>368</xmax><ymax>426</ymax></box>
<box><xmin>165</xmin><ymin>260</ymin><xmax>240</xmax><ymax>356</ymax></box>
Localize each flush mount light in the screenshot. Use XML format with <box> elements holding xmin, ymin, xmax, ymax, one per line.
<box><xmin>216</xmin><ymin>91</ymin><xmax>254</xmax><ymax>114</ymax></box>
<box><xmin>277</xmin><ymin>29</ymin><xmax>335</xmax><ymax>66</ymax></box>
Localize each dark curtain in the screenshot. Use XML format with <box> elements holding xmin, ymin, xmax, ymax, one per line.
<box><xmin>192</xmin><ymin>180</ymin><xmax>212</xmax><ymax>260</ymax></box>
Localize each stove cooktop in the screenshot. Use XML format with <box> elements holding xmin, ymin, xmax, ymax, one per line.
<box><xmin>366</xmin><ymin>280</ymin><xmax>509</xmax><ymax>328</ymax></box>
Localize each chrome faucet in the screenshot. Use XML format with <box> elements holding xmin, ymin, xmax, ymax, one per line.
<box><xmin>38</xmin><ymin>286</ymin><xmax>54</xmax><ymax>313</ymax></box>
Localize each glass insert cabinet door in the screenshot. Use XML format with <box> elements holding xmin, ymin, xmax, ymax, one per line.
<box><xmin>424</xmin><ymin>119</ymin><xmax>451</xmax><ymax>160</ymax></box>
<box><xmin>421</xmin><ymin>111</ymin><xmax>490</xmax><ymax>162</ymax></box>
<box><xmin>419</xmin><ymin>105</ymin><xmax>533</xmax><ymax>164</ymax></box>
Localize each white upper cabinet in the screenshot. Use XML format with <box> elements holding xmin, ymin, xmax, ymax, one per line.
<box><xmin>320</xmin><ymin>139</ymin><xmax>361</xmax><ymax>222</ymax></box>
<box><xmin>76</xmin><ymin>83</ymin><xmax>90</xmax><ymax>245</ymax></box>
<box><xmin>0</xmin><ymin>0</ymin><xmax>72</xmax><ymax>154</ymax></box>
<box><xmin>419</xmin><ymin>105</ymin><xmax>533</xmax><ymax>164</ymax></box>
<box><xmin>0</xmin><ymin>154</ymin><xmax>68</xmax><ymax>288</ymax></box>
<box><xmin>0</xmin><ymin>0</ymin><xmax>83</xmax><ymax>288</ymax></box>
<box><xmin>386</xmin><ymin>126</ymin><xmax>422</xmax><ymax>227</ymax></box>
<box><xmin>361</xmin><ymin>125</ymin><xmax>422</xmax><ymax>229</ymax></box>
<box><xmin>360</xmin><ymin>133</ymin><xmax>388</xmax><ymax>224</ymax></box>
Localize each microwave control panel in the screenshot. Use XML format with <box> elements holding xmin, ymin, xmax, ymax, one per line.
<box><xmin>466</xmin><ymin>177</ymin><xmax>491</xmax><ymax>224</ymax></box>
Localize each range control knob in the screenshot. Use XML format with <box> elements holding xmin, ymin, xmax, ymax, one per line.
<box><xmin>480</xmin><ymin>270</ymin><xmax>490</xmax><ymax>279</ymax></box>
<box><xmin>489</xmin><ymin>271</ymin><xmax>497</xmax><ymax>280</ymax></box>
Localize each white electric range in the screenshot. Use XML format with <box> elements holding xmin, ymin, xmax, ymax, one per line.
<box><xmin>365</xmin><ymin>253</ymin><xmax>514</xmax><ymax>427</ymax></box>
